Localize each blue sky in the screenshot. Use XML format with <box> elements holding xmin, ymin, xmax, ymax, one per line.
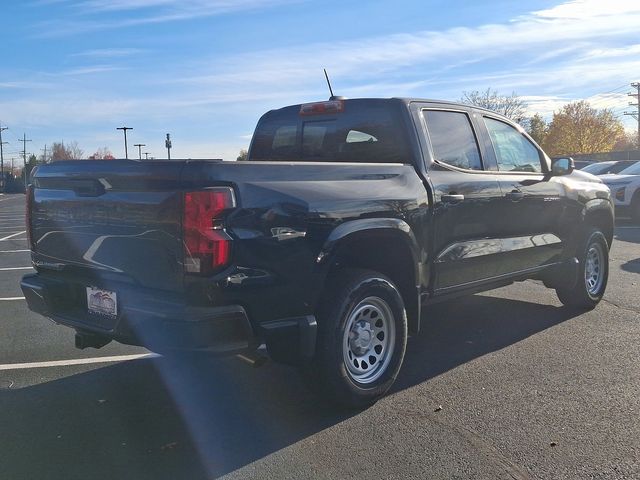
<box><xmin>0</xmin><ymin>0</ymin><xmax>639</xmax><ymax>161</ymax></box>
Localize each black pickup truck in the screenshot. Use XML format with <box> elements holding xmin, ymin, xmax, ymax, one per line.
<box><xmin>21</xmin><ymin>97</ymin><xmax>613</xmax><ymax>407</ymax></box>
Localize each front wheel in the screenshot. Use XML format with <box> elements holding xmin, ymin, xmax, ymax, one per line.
<box><xmin>556</xmin><ymin>228</ymin><xmax>609</xmax><ymax>309</ymax></box>
<box><xmin>309</xmin><ymin>269</ymin><xmax>408</xmax><ymax>409</ymax></box>
<box><xmin>631</xmin><ymin>194</ymin><xmax>640</xmax><ymax>224</ymax></box>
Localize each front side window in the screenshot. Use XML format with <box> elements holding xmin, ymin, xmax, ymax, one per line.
<box><xmin>423</xmin><ymin>110</ymin><xmax>482</xmax><ymax>170</ymax></box>
<box><xmin>484</xmin><ymin>117</ymin><xmax>542</xmax><ymax>173</ymax></box>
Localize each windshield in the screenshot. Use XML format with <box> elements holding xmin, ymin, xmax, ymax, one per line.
<box><xmin>581</xmin><ymin>162</ymin><xmax>613</xmax><ymax>174</ymax></box>
<box><xmin>618</xmin><ymin>162</ymin><xmax>640</xmax><ymax>175</ymax></box>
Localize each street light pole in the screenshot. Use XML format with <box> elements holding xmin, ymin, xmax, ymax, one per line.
<box><xmin>0</xmin><ymin>124</ymin><xmax>7</xmax><ymax>192</ymax></box>
<box><xmin>116</xmin><ymin>127</ymin><xmax>133</xmax><ymax>159</ymax></box>
<box><xmin>134</xmin><ymin>143</ymin><xmax>145</xmax><ymax>160</ymax></box>
<box><xmin>143</xmin><ymin>152</ymin><xmax>149</xmax><ymax>160</ymax></box>
<box><xmin>165</xmin><ymin>133</ymin><xmax>172</xmax><ymax>160</ymax></box>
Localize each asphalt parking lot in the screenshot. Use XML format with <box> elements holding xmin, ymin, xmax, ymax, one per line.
<box><xmin>0</xmin><ymin>192</ymin><xmax>639</xmax><ymax>479</ymax></box>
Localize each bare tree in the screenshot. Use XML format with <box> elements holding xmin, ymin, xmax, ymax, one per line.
<box><xmin>51</xmin><ymin>141</ymin><xmax>84</xmax><ymax>161</ymax></box>
<box><xmin>88</xmin><ymin>147</ymin><xmax>115</xmax><ymax>160</ymax></box>
<box><xmin>460</xmin><ymin>88</ymin><xmax>528</xmax><ymax>123</ymax></box>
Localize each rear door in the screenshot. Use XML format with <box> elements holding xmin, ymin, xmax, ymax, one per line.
<box><xmin>415</xmin><ymin>104</ymin><xmax>506</xmax><ymax>294</ymax></box>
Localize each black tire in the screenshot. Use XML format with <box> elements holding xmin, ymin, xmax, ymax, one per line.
<box><xmin>631</xmin><ymin>194</ymin><xmax>640</xmax><ymax>224</ymax></box>
<box><xmin>308</xmin><ymin>268</ymin><xmax>408</xmax><ymax>409</ymax></box>
<box><xmin>556</xmin><ymin>228</ymin><xmax>609</xmax><ymax>309</ymax></box>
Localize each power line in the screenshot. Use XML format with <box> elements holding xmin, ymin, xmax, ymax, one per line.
<box><xmin>588</xmin><ymin>95</ymin><xmax>628</xmax><ymax>109</ymax></box>
<box><xmin>584</xmin><ymin>83</ymin><xmax>633</xmax><ymax>109</ymax></box>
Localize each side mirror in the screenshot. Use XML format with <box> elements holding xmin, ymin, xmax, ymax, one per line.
<box><xmin>551</xmin><ymin>157</ymin><xmax>574</xmax><ymax>176</ymax></box>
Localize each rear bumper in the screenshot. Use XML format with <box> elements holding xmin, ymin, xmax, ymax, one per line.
<box><xmin>21</xmin><ymin>272</ymin><xmax>318</xmax><ymax>362</ymax></box>
<box><xmin>20</xmin><ymin>273</ymin><xmax>256</xmax><ymax>355</ymax></box>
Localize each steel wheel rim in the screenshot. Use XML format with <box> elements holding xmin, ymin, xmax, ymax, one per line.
<box><xmin>342</xmin><ymin>296</ymin><xmax>396</xmax><ymax>384</ymax></box>
<box><xmin>584</xmin><ymin>242</ymin><xmax>604</xmax><ymax>296</ymax></box>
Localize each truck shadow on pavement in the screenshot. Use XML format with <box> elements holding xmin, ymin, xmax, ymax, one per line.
<box><xmin>0</xmin><ymin>294</ymin><xmax>579</xmax><ymax>480</ymax></box>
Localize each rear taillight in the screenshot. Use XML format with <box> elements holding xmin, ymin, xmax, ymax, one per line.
<box><xmin>25</xmin><ymin>185</ymin><xmax>34</xmax><ymax>250</ymax></box>
<box><xmin>183</xmin><ymin>187</ymin><xmax>236</xmax><ymax>274</ymax></box>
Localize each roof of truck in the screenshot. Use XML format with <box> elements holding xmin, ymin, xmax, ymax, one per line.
<box><xmin>270</xmin><ymin>97</ymin><xmax>504</xmax><ymax>117</ymax></box>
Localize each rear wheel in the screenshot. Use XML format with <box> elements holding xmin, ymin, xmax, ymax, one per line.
<box><xmin>556</xmin><ymin>228</ymin><xmax>609</xmax><ymax>309</ymax></box>
<box><xmin>309</xmin><ymin>269</ymin><xmax>407</xmax><ymax>409</ymax></box>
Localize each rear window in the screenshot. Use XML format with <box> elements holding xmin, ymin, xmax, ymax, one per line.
<box><xmin>249</xmin><ymin>100</ymin><xmax>411</xmax><ymax>163</ymax></box>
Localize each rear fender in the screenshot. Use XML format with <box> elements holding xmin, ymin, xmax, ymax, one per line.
<box><xmin>315</xmin><ymin>218</ymin><xmax>423</xmax><ymax>334</ymax></box>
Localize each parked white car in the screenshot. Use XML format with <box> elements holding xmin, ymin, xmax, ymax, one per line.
<box><xmin>600</xmin><ymin>161</ymin><xmax>640</xmax><ymax>222</ymax></box>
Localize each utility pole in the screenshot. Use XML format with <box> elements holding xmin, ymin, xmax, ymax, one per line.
<box><xmin>165</xmin><ymin>133</ymin><xmax>172</xmax><ymax>160</ymax></box>
<box><xmin>0</xmin><ymin>124</ymin><xmax>7</xmax><ymax>191</ymax></box>
<box><xmin>116</xmin><ymin>126</ymin><xmax>133</xmax><ymax>159</ymax></box>
<box><xmin>625</xmin><ymin>82</ymin><xmax>640</xmax><ymax>150</ymax></box>
<box><xmin>134</xmin><ymin>143</ymin><xmax>145</xmax><ymax>160</ymax></box>
<box><xmin>143</xmin><ymin>152</ymin><xmax>149</xmax><ymax>160</ymax></box>
<box><xmin>41</xmin><ymin>145</ymin><xmax>48</xmax><ymax>164</ymax></box>
<box><xmin>20</xmin><ymin>133</ymin><xmax>32</xmax><ymax>189</ymax></box>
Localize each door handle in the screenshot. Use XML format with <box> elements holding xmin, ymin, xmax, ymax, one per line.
<box><xmin>441</xmin><ymin>194</ymin><xmax>465</xmax><ymax>203</ymax></box>
<box><xmin>505</xmin><ymin>190</ymin><xmax>524</xmax><ymax>201</ymax></box>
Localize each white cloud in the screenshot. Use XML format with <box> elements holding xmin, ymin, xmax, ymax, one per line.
<box><xmin>70</xmin><ymin>48</ymin><xmax>147</xmax><ymax>58</ymax></box>
<box><xmin>61</xmin><ymin>65</ymin><xmax>123</xmax><ymax>75</ymax></box>
<box><xmin>36</xmin><ymin>0</ymin><xmax>304</xmax><ymax>35</ymax></box>
<box><xmin>581</xmin><ymin>44</ymin><xmax>640</xmax><ymax>60</ymax></box>
<box><xmin>9</xmin><ymin>0</ymin><xmax>640</xmax><ymax>157</ymax></box>
<box><xmin>532</xmin><ymin>0</ymin><xmax>640</xmax><ymax>20</ymax></box>
<box><xmin>169</xmin><ymin>0</ymin><xmax>640</xmax><ymax>99</ymax></box>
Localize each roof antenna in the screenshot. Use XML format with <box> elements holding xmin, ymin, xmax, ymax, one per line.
<box><xmin>323</xmin><ymin>69</ymin><xmax>345</xmax><ymax>101</ymax></box>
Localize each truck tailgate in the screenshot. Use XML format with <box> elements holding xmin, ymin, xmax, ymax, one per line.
<box><xmin>30</xmin><ymin>160</ymin><xmax>185</xmax><ymax>292</ymax></box>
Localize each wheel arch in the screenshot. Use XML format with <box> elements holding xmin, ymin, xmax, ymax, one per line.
<box><xmin>316</xmin><ymin>218</ymin><xmax>423</xmax><ymax>334</ymax></box>
<box><xmin>583</xmin><ymin>202</ymin><xmax>614</xmax><ymax>249</ymax></box>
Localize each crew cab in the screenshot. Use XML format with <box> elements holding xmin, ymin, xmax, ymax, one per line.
<box><xmin>21</xmin><ymin>97</ymin><xmax>614</xmax><ymax>407</ymax></box>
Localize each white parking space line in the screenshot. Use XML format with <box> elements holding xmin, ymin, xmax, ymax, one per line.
<box><xmin>0</xmin><ymin>249</ymin><xmax>30</xmax><ymax>253</ymax></box>
<box><xmin>0</xmin><ymin>266</ymin><xmax>33</xmax><ymax>271</ymax></box>
<box><xmin>0</xmin><ymin>353</ymin><xmax>158</xmax><ymax>371</ymax></box>
<box><xmin>0</xmin><ymin>297</ymin><xmax>25</xmax><ymax>301</ymax></box>
<box><xmin>0</xmin><ymin>237</ymin><xmax>27</xmax><ymax>242</ymax></box>
<box><xmin>0</xmin><ymin>231</ymin><xmax>26</xmax><ymax>241</ymax></box>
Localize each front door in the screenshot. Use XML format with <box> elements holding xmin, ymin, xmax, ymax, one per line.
<box><xmin>477</xmin><ymin>114</ymin><xmax>565</xmax><ymax>272</ymax></box>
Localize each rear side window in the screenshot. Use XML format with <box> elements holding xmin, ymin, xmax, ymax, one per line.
<box><xmin>423</xmin><ymin>110</ymin><xmax>482</xmax><ymax>170</ymax></box>
<box><xmin>249</xmin><ymin>100</ymin><xmax>411</xmax><ymax>163</ymax></box>
<box><xmin>484</xmin><ymin>117</ymin><xmax>542</xmax><ymax>173</ymax></box>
